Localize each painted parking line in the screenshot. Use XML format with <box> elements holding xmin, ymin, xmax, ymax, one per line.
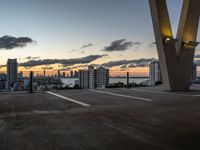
<box><xmin>89</xmin><ymin>90</ymin><xmax>153</xmax><ymax>102</ymax></box>
<box><xmin>46</xmin><ymin>91</ymin><xmax>91</xmax><ymax>107</ymax></box>
<box><xmin>130</xmin><ymin>89</ymin><xmax>200</xmax><ymax>97</ymax></box>
<box><xmin>193</xmin><ymin>95</ymin><xmax>200</xmax><ymax>97</ymax></box>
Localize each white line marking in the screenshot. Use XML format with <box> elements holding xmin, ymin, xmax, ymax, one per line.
<box><xmin>130</xmin><ymin>89</ymin><xmax>200</xmax><ymax>97</ymax></box>
<box><xmin>193</xmin><ymin>95</ymin><xmax>200</xmax><ymax>97</ymax></box>
<box><xmin>0</xmin><ymin>110</ymin><xmax>64</xmax><ymax>118</ymax></box>
<box><xmin>46</xmin><ymin>91</ymin><xmax>90</xmax><ymax>107</ymax></box>
<box><xmin>89</xmin><ymin>90</ymin><xmax>153</xmax><ymax>102</ymax></box>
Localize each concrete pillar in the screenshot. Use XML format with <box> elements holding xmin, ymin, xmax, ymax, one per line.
<box><xmin>149</xmin><ymin>0</ymin><xmax>200</xmax><ymax>91</ymax></box>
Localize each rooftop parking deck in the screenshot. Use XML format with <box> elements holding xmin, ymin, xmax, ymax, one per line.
<box><xmin>0</xmin><ymin>87</ymin><xmax>200</xmax><ymax>150</ymax></box>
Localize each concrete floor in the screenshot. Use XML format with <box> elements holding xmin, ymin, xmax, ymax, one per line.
<box><xmin>0</xmin><ymin>87</ymin><xmax>200</xmax><ymax>150</ymax></box>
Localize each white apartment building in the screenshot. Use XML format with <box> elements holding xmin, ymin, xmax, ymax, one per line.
<box><xmin>192</xmin><ymin>63</ymin><xmax>197</xmax><ymax>81</ymax></box>
<box><xmin>94</xmin><ymin>67</ymin><xmax>109</xmax><ymax>89</ymax></box>
<box><xmin>149</xmin><ymin>60</ymin><xmax>162</xmax><ymax>86</ymax></box>
<box><xmin>78</xmin><ymin>66</ymin><xmax>109</xmax><ymax>89</ymax></box>
<box><xmin>78</xmin><ymin>70</ymin><xmax>89</xmax><ymax>89</ymax></box>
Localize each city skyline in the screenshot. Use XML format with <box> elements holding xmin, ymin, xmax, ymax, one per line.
<box><xmin>1</xmin><ymin>1</ymin><xmax>200</xmax><ymax>149</ymax></box>
<box><xmin>0</xmin><ymin>0</ymin><xmax>200</xmax><ymax>77</ymax></box>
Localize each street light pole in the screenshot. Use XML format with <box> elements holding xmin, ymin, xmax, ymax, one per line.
<box><xmin>127</xmin><ymin>71</ymin><xmax>129</xmax><ymax>88</ymax></box>
<box><xmin>30</xmin><ymin>71</ymin><xmax>33</xmax><ymax>93</ymax></box>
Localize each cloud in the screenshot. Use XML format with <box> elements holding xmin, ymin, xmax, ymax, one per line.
<box><xmin>68</xmin><ymin>49</ymin><xmax>78</xmax><ymax>53</ymax></box>
<box><xmin>41</xmin><ymin>66</ymin><xmax>54</xmax><ymax>70</ymax></box>
<box><xmin>126</xmin><ymin>62</ymin><xmax>152</xmax><ymax>68</ymax></box>
<box><xmin>102</xmin><ymin>58</ymin><xmax>155</xmax><ymax>68</ymax></box>
<box><xmin>60</xmin><ymin>64</ymin><xmax>103</xmax><ymax>71</ymax></box>
<box><xmin>60</xmin><ymin>64</ymin><xmax>88</xmax><ymax>71</ymax></box>
<box><xmin>149</xmin><ymin>42</ymin><xmax>156</xmax><ymax>48</ymax></box>
<box><xmin>0</xmin><ymin>35</ymin><xmax>35</xmax><ymax>50</ymax></box>
<box><xmin>104</xmin><ymin>39</ymin><xmax>135</xmax><ymax>51</ymax></box>
<box><xmin>81</xmin><ymin>43</ymin><xmax>93</xmax><ymax>49</ymax></box>
<box><xmin>0</xmin><ymin>64</ymin><xmax>6</xmax><ymax>69</ymax></box>
<box><xmin>132</xmin><ymin>42</ymin><xmax>142</xmax><ymax>50</ymax></box>
<box><xmin>19</xmin><ymin>55</ymin><xmax>107</xmax><ymax>67</ymax></box>
<box><xmin>24</xmin><ymin>56</ymin><xmax>41</xmax><ymax>60</ymax></box>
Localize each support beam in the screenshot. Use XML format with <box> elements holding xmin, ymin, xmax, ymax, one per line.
<box><xmin>149</xmin><ymin>0</ymin><xmax>200</xmax><ymax>91</ymax></box>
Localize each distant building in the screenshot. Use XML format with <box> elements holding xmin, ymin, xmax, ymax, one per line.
<box><xmin>17</xmin><ymin>71</ymin><xmax>23</xmax><ymax>79</ymax></box>
<box><xmin>0</xmin><ymin>73</ymin><xmax>7</xmax><ymax>81</ymax></box>
<box><xmin>149</xmin><ymin>60</ymin><xmax>162</xmax><ymax>86</ymax></box>
<box><xmin>17</xmin><ymin>72</ymin><xmax>23</xmax><ymax>90</ymax></box>
<box><xmin>0</xmin><ymin>81</ymin><xmax>6</xmax><ymax>90</ymax></box>
<box><xmin>23</xmin><ymin>79</ymin><xmax>30</xmax><ymax>89</ymax></box>
<box><xmin>192</xmin><ymin>63</ymin><xmax>197</xmax><ymax>81</ymax></box>
<box><xmin>70</xmin><ymin>71</ymin><xmax>74</xmax><ymax>78</ymax></box>
<box><xmin>88</xmin><ymin>66</ymin><xmax>95</xmax><ymax>89</ymax></box>
<box><xmin>63</xmin><ymin>72</ymin><xmax>66</xmax><ymax>78</ymax></box>
<box><xmin>78</xmin><ymin>70</ymin><xmax>89</xmax><ymax>89</ymax></box>
<box><xmin>0</xmin><ymin>73</ymin><xmax>7</xmax><ymax>90</ymax></box>
<box><xmin>149</xmin><ymin>61</ymin><xmax>197</xmax><ymax>86</ymax></box>
<box><xmin>43</xmin><ymin>70</ymin><xmax>46</xmax><ymax>77</ymax></box>
<box><xmin>7</xmin><ymin>59</ymin><xmax>18</xmax><ymax>88</ymax></box>
<box><xmin>78</xmin><ymin>66</ymin><xmax>109</xmax><ymax>89</ymax></box>
<box><xmin>58</xmin><ymin>70</ymin><xmax>61</xmax><ymax>78</ymax></box>
<box><xmin>74</xmin><ymin>71</ymin><xmax>78</xmax><ymax>78</ymax></box>
<box><xmin>94</xmin><ymin>67</ymin><xmax>109</xmax><ymax>88</ymax></box>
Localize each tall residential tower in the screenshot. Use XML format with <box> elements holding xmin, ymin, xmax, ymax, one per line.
<box><xmin>192</xmin><ymin>63</ymin><xmax>197</xmax><ymax>81</ymax></box>
<box><xmin>7</xmin><ymin>59</ymin><xmax>18</xmax><ymax>87</ymax></box>
<box><xmin>78</xmin><ymin>66</ymin><xmax>109</xmax><ymax>89</ymax></box>
<box><xmin>149</xmin><ymin>60</ymin><xmax>162</xmax><ymax>86</ymax></box>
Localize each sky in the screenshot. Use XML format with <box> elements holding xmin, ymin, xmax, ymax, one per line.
<box><xmin>0</xmin><ymin>0</ymin><xmax>199</xmax><ymax>77</ymax></box>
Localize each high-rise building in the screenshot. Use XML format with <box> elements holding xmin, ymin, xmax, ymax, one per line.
<box><xmin>70</xmin><ymin>71</ymin><xmax>74</xmax><ymax>78</ymax></box>
<box><xmin>149</xmin><ymin>61</ymin><xmax>197</xmax><ymax>85</ymax></box>
<box><xmin>74</xmin><ymin>71</ymin><xmax>78</xmax><ymax>78</ymax></box>
<box><xmin>149</xmin><ymin>60</ymin><xmax>162</xmax><ymax>86</ymax></box>
<box><xmin>17</xmin><ymin>71</ymin><xmax>23</xmax><ymax>79</ymax></box>
<box><xmin>63</xmin><ymin>72</ymin><xmax>66</xmax><ymax>78</ymax></box>
<box><xmin>94</xmin><ymin>67</ymin><xmax>109</xmax><ymax>88</ymax></box>
<box><xmin>43</xmin><ymin>70</ymin><xmax>46</xmax><ymax>77</ymax></box>
<box><xmin>78</xmin><ymin>70</ymin><xmax>89</xmax><ymax>89</ymax></box>
<box><xmin>58</xmin><ymin>70</ymin><xmax>61</xmax><ymax>78</ymax></box>
<box><xmin>88</xmin><ymin>66</ymin><xmax>95</xmax><ymax>89</ymax></box>
<box><xmin>78</xmin><ymin>66</ymin><xmax>109</xmax><ymax>89</ymax></box>
<box><xmin>192</xmin><ymin>63</ymin><xmax>197</xmax><ymax>81</ymax></box>
<box><xmin>7</xmin><ymin>59</ymin><xmax>18</xmax><ymax>87</ymax></box>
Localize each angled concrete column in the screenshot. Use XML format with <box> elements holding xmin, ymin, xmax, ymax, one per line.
<box><xmin>149</xmin><ymin>0</ymin><xmax>200</xmax><ymax>91</ymax></box>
